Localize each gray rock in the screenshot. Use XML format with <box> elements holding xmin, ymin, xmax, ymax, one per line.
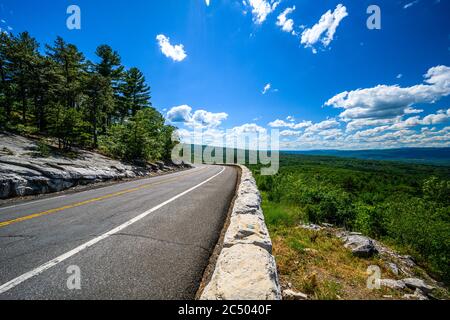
<box><xmin>223</xmin><ymin>214</ymin><xmax>272</xmax><ymax>253</ymax></box>
<box><xmin>342</xmin><ymin>235</ymin><xmax>378</xmax><ymax>258</ymax></box>
<box><xmin>0</xmin><ymin>133</ymin><xmax>181</xmax><ymax>199</ymax></box>
<box><xmin>299</xmin><ymin>223</ymin><xmax>323</xmax><ymax>231</ymax></box>
<box><xmin>399</xmin><ymin>256</ymin><xmax>416</xmax><ymax>268</ymax></box>
<box><xmin>403</xmin><ymin>289</ymin><xmax>429</xmax><ymax>300</ymax></box>
<box><xmin>155</xmin><ymin>161</ymin><xmax>165</xmax><ymax>170</ymax></box>
<box><xmin>200</xmin><ymin>244</ymin><xmax>281</xmax><ymax>300</ymax></box>
<box><xmin>379</xmin><ymin>279</ymin><xmax>406</xmax><ymax>290</ymax></box>
<box><xmin>232</xmin><ymin>193</ymin><xmax>262</xmax><ymax>215</ymax></box>
<box><xmin>321</xmin><ymin>223</ymin><xmax>334</xmax><ymax>228</ymax></box>
<box><xmin>282</xmin><ymin>289</ymin><xmax>308</xmax><ymax>300</ymax></box>
<box><xmin>387</xmin><ymin>262</ymin><xmax>400</xmax><ymax>276</ymax></box>
<box><xmin>402</xmin><ymin>278</ymin><xmax>434</xmax><ymax>294</ymax></box>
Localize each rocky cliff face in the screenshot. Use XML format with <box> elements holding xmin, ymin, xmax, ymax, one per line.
<box><xmin>0</xmin><ymin>133</ymin><xmax>188</xmax><ymax>199</ymax></box>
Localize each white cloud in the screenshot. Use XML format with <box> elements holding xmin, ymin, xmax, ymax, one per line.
<box><xmin>276</xmin><ymin>6</ymin><xmax>295</xmax><ymax>33</ymax></box>
<box><xmin>176</xmin><ymin>123</ymin><xmax>271</xmax><ymax>149</ymax></box>
<box><xmin>268</xmin><ymin>119</ymin><xmax>312</xmax><ymax>129</ymax></box>
<box><xmin>326</xmin><ymin>65</ymin><xmax>450</xmax><ymax>121</ymax></box>
<box><xmin>205</xmin><ymin>0</ymin><xmax>210</xmax><ymax>6</ymax></box>
<box><xmin>346</xmin><ymin>118</ymin><xmax>397</xmax><ymax>132</ymax></box>
<box><xmin>404</xmin><ymin>1</ymin><xmax>419</xmax><ymax>9</ymax></box>
<box><xmin>301</xmin><ymin>4</ymin><xmax>348</xmax><ymax>53</ymax></box>
<box><xmin>166</xmin><ymin>105</ymin><xmax>192</xmax><ymax>123</ymax></box>
<box><xmin>166</xmin><ymin>105</ymin><xmax>228</xmax><ymax>128</ymax></box>
<box><xmin>247</xmin><ymin>0</ymin><xmax>281</xmax><ymax>24</ymax></box>
<box><xmin>262</xmin><ymin>83</ymin><xmax>271</xmax><ymax>94</ymax></box>
<box><xmin>190</xmin><ymin>110</ymin><xmax>229</xmax><ymax>128</ymax></box>
<box><xmin>305</xmin><ymin>119</ymin><xmax>340</xmax><ymax>133</ymax></box>
<box><xmin>286</xmin><ymin>115</ymin><xmax>295</xmax><ymax>122</ymax></box>
<box><xmin>396</xmin><ymin>73</ymin><xmax>403</xmax><ymax>79</ymax></box>
<box><xmin>156</xmin><ymin>34</ymin><xmax>187</xmax><ymax>62</ymax></box>
<box><xmin>280</xmin><ymin>130</ymin><xmax>302</xmax><ymax>137</ymax></box>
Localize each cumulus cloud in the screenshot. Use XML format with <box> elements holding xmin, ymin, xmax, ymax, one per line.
<box><xmin>326</xmin><ymin>65</ymin><xmax>450</xmax><ymax>121</ymax></box>
<box><xmin>280</xmin><ymin>130</ymin><xmax>302</xmax><ymax>137</ymax></box>
<box><xmin>262</xmin><ymin>83</ymin><xmax>272</xmax><ymax>94</ymax></box>
<box><xmin>166</xmin><ymin>105</ymin><xmax>228</xmax><ymax>128</ymax></box>
<box><xmin>389</xmin><ymin>109</ymin><xmax>450</xmax><ymax>129</ymax></box>
<box><xmin>268</xmin><ymin>119</ymin><xmax>312</xmax><ymax>129</ymax></box>
<box><xmin>276</xmin><ymin>6</ymin><xmax>295</xmax><ymax>33</ymax></box>
<box><xmin>301</xmin><ymin>4</ymin><xmax>348</xmax><ymax>53</ymax></box>
<box><xmin>245</xmin><ymin>0</ymin><xmax>281</xmax><ymax>24</ymax></box>
<box><xmin>177</xmin><ymin>123</ymin><xmax>272</xmax><ymax>150</ymax></box>
<box><xmin>345</xmin><ymin>118</ymin><xmax>397</xmax><ymax>132</ymax></box>
<box><xmin>191</xmin><ymin>110</ymin><xmax>229</xmax><ymax>128</ymax></box>
<box><xmin>305</xmin><ymin>119</ymin><xmax>340</xmax><ymax>133</ymax></box>
<box><xmin>156</xmin><ymin>34</ymin><xmax>187</xmax><ymax>62</ymax></box>
<box><xmin>166</xmin><ymin>105</ymin><xmax>192</xmax><ymax>123</ymax></box>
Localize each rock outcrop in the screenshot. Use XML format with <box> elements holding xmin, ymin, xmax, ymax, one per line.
<box><xmin>0</xmin><ymin>133</ymin><xmax>190</xmax><ymax>199</ymax></box>
<box><xmin>200</xmin><ymin>165</ymin><xmax>281</xmax><ymax>300</ymax></box>
<box><xmin>341</xmin><ymin>234</ymin><xmax>378</xmax><ymax>258</ymax></box>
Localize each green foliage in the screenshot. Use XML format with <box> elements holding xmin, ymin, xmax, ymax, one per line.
<box><xmin>100</xmin><ymin>108</ymin><xmax>171</xmax><ymax>162</ymax></box>
<box><xmin>0</xmin><ymin>31</ymin><xmax>175</xmax><ymax>163</ymax></box>
<box><xmin>251</xmin><ymin>154</ymin><xmax>450</xmax><ymax>284</ymax></box>
<box><xmin>118</xmin><ymin>67</ymin><xmax>151</xmax><ymax>120</ymax></box>
<box><xmin>36</xmin><ymin>139</ymin><xmax>51</xmax><ymax>157</ymax></box>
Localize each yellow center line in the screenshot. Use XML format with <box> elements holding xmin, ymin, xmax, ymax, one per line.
<box><xmin>0</xmin><ymin>168</ymin><xmax>206</xmax><ymax>228</ymax></box>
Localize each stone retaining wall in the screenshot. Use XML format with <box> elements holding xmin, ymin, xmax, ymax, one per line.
<box><xmin>200</xmin><ymin>165</ymin><xmax>281</xmax><ymax>300</ymax></box>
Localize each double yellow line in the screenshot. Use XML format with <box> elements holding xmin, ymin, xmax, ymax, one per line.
<box><xmin>0</xmin><ymin>168</ymin><xmax>204</xmax><ymax>228</ymax></box>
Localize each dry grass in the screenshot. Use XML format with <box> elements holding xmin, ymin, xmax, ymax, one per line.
<box><xmin>262</xmin><ymin>196</ymin><xmax>413</xmax><ymax>300</ymax></box>
<box><xmin>272</xmin><ymin>228</ymin><xmax>409</xmax><ymax>300</ymax></box>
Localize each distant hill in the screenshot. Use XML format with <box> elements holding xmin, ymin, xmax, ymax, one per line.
<box><xmin>283</xmin><ymin>148</ymin><xmax>450</xmax><ymax>166</ymax></box>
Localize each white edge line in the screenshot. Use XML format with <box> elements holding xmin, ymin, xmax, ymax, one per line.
<box><xmin>0</xmin><ymin>166</ymin><xmax>226</xmax><ymax>295</ymax></box>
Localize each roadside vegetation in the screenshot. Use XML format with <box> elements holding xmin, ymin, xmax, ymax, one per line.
<box><xmin>0</xmin><ymin>31</ymin><xmax>177</xmax><ymax>162</ymax></box>
<box><xmin>250</xmin><ymin>154</ymin><xmax>450</xmax><ymax>293</ymax></box>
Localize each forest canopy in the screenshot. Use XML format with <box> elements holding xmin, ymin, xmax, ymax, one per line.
<box><xmin>251</xmin><ymin>154</ymin><xmax>450</xmax><ymax>284</ymax></box>
<box><xmin>0</xmin><ymin>31</ymin><xmax>177</xmax><ymax>162</ymax></box>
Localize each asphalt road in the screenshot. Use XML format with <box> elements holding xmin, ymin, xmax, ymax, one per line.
<box><xmin>0</xmin><ymin>165</ymin><xmax>237</xmax><ymax>300</ymax></box>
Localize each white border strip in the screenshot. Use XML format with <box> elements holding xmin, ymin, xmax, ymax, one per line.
<box><xmin>0</xmin><ymin>166</ymin><xmax>225</xmax><ymax>295</ymax></box>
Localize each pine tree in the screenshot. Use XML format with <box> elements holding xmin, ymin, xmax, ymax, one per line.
<box><xmin>9</xmin><ymin>32</ymin><xmax>40</xmax><ymax>123</ymax></box>
<box><xmin>30</xmin><ymin>56</ymin><xmax>62</xmax><ymax>133</ymax></box>
<box><xmin>94</xmin><ymin>45</ymin><xmax>124</xmax><ymax>129</ymax></box>
<box><xmin>85</xmin><ymin>72</ymin><xmax>114</xmax><ymax>148</ymax></box>
<box><xmin>118</xmin><ymin>67</ymin><xmax>151</xmax><ymax>121</ymax></box>
<box><xmin>46</xmin><ymin>37</ymin><xmax>86</xmax><ymax>110</ymax></box>
<box><xmin>0</xmin><ymin>32</ymin><xmax>13</xmax><ymax>122</ymax></box>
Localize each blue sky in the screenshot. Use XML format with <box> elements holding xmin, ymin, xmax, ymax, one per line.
<box><xmin>1</xmin><ymin>0</ymin><xmax>450</xmax><ymax>150</ymax></box>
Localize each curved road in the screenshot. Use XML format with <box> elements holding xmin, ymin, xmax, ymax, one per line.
<box><xmin>0</xmin><ymin>165</ymin><xmax>237</xmax><ymax>300</ymax></box>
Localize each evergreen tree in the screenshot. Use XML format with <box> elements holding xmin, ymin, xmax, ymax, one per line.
<box><xmin>0</xmin><ymin>32</ymin><xmax>13</xmax><ymax>122</ymax></box>
<box><xmin>85</xmin><ymin>73</ymin><xmax>114</xmax><ymax>148</ymax></box>
<box><xmin>9</xmin><ymin>32</ymin><xmax>40</xmax><ymax>123</ymax></box>
<box><xmin>46</xmin><ymin>37</ymin><xmax>86</xmax><ymax>110</ymax></box>
<box><xmin>30</xmin><ymin>57</ymin><xmax>62</xmax><ymax>133</ymax></box>
<box><xmin>94</xmin><ymin>45</ymin><xmax>124</xmax><ymax>129</ymax></box>
<box><xmin>118</xmin><ymin>67</ymin><xmax>151</xmax><ymax>121</ymax></box>
<box><xmin>1</xmin><ymin>30</ymin><xmax>176</xmax><ymax>161</ymax></box>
